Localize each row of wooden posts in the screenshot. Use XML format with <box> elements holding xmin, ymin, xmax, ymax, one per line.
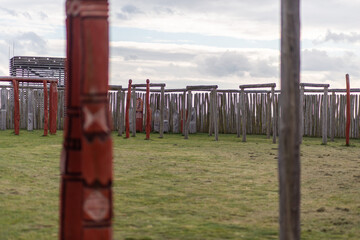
<box><xmin>1</xmin><ymin>83</ymin><xmax>359</xmax><ymax>142</ymax></box>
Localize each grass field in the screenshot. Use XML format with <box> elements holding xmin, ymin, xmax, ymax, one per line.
<box><xmin>0</xmin><ymin>130</ymin><xmax>360</xmax><ymax>240</ymax></box>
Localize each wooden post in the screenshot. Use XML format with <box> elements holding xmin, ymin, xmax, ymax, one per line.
<box><xmin>116</xmin><ymin>90</ymin><xmax>121</xmax><ymax>136</ymax></box>
<box><xmin>271</xmin><ymin>87</ymin><xmax>277</xmax><ymax>143</ymax></box>
<box><xmin>182</xmin><ymin>91</ymin><xmax>186</xmax><ymax>135</ymax></box>
<box><xmin>214</xmin><ymin>89</ymin><xmax>219</xmax><ymax>141</ymax></box>
<box><xmin>60</xmin><ymin>1</ymin><xmax>113</xmax><ymax>239</ymax></box>
<box><xmin>43</xmin><ymin>81</ymin><xmax>48</xmax><ymax>136</ymax></box>
<box><xmin>132</xmin><ymin>88</ymin><xmax>136</xmax><ymax>137</ymax></box>
<box><xmin>184</xmin><ymin>91</ymin><xmax>191</xmax><ymax>139</ymax></box>
<box><xmin>160</xmin><ymin>86</ymin><xmax>165</xmax><ymax>138</ymax></box>
<box><xmin>49</xmin><ymin>82</ymin><xmax>58</xmax><ymax>134</ymax></box>
<box><xmin>146</xmin><ymin>79</ymin><xmax>151</xmax><ymax>140</ymax></box>
<box><xmin>330</xmin><ymin>92</ymin><xmax>335</xmax><ymax>141</ymax></box>
<box><xmin>299</xmin><ymin>86</ymin><xmax>304</xmax><ymax>143</ymax></box>
<box><xmin>279</xmin><ymin>0</ymin><xmax>301</xmax><ymax>239</ymax></box>
<box><xmin>322</xmin><ymin>86</ymin><xmax>328</xmax><ymax>144</ymax></box>
<box><xmin>125</xmin><ymin>79</ymin><xmax>132</xmax><ymax>138</ymax></box>
<box><xmin>266</xmin><ymin>92</ymin><xmax>271</xmax><ymax>139</ymax></box>
<box><xmin>27</xmin><ymin>89</ymin><xmax>33</xmax><ymax>131</ymax></box>
<box><xmin>241</xmin><ymin>88</ymin><xmax>246</xmax><ymax>142</ymax></box>
<box><xmin>346</xmin><ymin>74</ymin><xmax>350</xmax><ymax>146</ymax></box>
<box><xmin>12</xmin><ymin>80</ymin><xmax>20</xmax><ymax>135</ymax></box>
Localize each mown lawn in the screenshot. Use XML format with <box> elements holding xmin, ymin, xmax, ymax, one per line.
<box><xmin>0</xmin><ymin>130</ymin><xmax>359</xmax><ymax>239</ymax></box>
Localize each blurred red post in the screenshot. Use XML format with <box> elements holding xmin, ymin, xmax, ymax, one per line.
<box><xmin>60</xmin><ymin>0</ymin><xmax>112</xmax><ymax>239</ymax></box>
<box><xmin>49</xmin><ymin>82</ymin><xmax>58</xmax><ymax>134</ymax></box>
<box><xmin>346</xmin><ymin>74</ymin><xmax>350</xmax><ymax>146</ymax></box>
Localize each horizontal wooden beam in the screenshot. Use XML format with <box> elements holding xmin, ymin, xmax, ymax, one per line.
<box><xmin>132</xmin><ymin>83</ymin><xmax>166</xmax><ymax>88</ymax></box>
<box><xmin>239</xmin><ymin>83</ymin><xmax>276</xmax><ymax>89</ymax></box>
<box><xmin>186</xmin><ymin>85</ymin><xmax>218</xmax><ymax>91</ymax></box>
<box><xmin>300</xmin><ymin>83</ymin><xmax>329</xmax><ymax>88</ymax></box>
<box><xmin>0</xmin><ymin>76</ymin><xmax>58</xmax><ymax>83</ymax></box>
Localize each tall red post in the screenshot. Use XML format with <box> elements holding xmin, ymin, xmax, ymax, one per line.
<box><xmin>125</xmin><ymin>79</ymin><xmax>132</xmax><ymax>138</ymax></box>
<box><xmin>60</xmin><ymin>0</ymin><xmax>112</xmax><ymax>239</ymax></box>
<box><xmin>43</xmin><ymin>80</ymin><xmax>48</xmax><ymax>136</ymax></box>
<box><xmin>346</xmin><ymin>74</ymin><xmax>350</xmax><ymax>146</ymax></box>
<box><xmin>12</xmin><ymin>80</ymin><xmax>20</xmax><ymax>135</ymax></box>
<box><xmin>49</xmin><ymin>82</ymin><xmax>58</xmax><ymax>134</ymax></box>
<box><xmin>146</xmin><ymin>79</ymin><xmax>151</xmax><ymax>140</ymax></box>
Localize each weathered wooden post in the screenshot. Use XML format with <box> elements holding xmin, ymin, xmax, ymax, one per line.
<box><xmin>299</xmin><ymin>85</ymin><xmax>304</xmax><ymax>143</ymax></box>
<box><xmin>214</xmin><ymin>89</ymin><xmax>219</xmax><ymax>141</ymax></box>
<box><xmin>43</xmin><ymin>80</ymin><xmax>49</xmax><ymax>136</ymax></box>
<box><xmin>184</xmin><ymin>90</ymin><xmax>191</xmax><ymax>139</ymax></box>
<box><xmin>271</xmin><ymin>86</ymin><xmax>277</xmax><ymax>144</ymax></box>
<box><xmin>279</xmin><ymin>0</ymin><xmax>301</xmax><ymax>239</ymax></box>
<box><xmin>26</xmin><ymin>89</ymin><xmax>33</xmax><ymax>131</ymax></box>
<box><xmin>322</xmin><ymin>86</ymin><xmax>328</xmax><ymax>144</ymax></box>
<box><xmin>146</xmin><ymin>79</ymin><xmax>151</xmax><ymax>140</ymax></box>
<box><xmin>160</xmin><ymin>85</ymin><xmax>165</xmax><ymax>138</ymax></box>
<box><xmin>125</xmin><ymin>79</ymin><xmax>132</xmax><ymax>138</ymax></box>
<box><xmin>241</xmin><ymin>87</ymin><xmax>246</xmax><ymax>142</ymax></box>
<box><xmin>60</xmin><ymin>0</ymin><xmax>113</xmax><ymax>239</ymax></box>
<box><xmin>182</xmin><ymin>90</ymin><xmax>186</xmax><ymax>135</ymax></box>
<box><xmin>346</xmin><ymin>74</ymin><xmax>350</xmax><ymax>146</ymax></box>
<box><xmin>330</xmin><ymin>91</ymin><xmax>335</xmax><ymax>141</ymax></box>
<box><xmin>132</xmin><ymin>87</ymin><xmax>136</xmax><ymax>137</ymax></box>
<box><xmin>1</xmin><ymin>88</ymin><xmax>7</xmax><ymax>130</ymax></box>
<box><xmin>12</xmin><ymin>80</ymin><xmax>20</xmax><ymax>135</ymax></box>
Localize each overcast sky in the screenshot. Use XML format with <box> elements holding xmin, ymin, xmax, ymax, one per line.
<box><xmin>0</xmin><ymin>0</ymin><xmax>359</xmax><ymax>89</ymax></box>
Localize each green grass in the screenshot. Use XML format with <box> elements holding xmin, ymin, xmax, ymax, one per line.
<box><xmin>0</xmin><ymin>130</ymin><xmax>360</xmax><ymax>239</ymax></box>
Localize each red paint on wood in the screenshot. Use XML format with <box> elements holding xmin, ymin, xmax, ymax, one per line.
<box><xmin>125</xmin><ymin>79</ymin><xmax>132</xmax><ymax>138</ymax></box>
<box><xmin>83</xmin><ymin>227</ymin><xmax>112</xmax><ymax>240</ymax></box>
<box><xmin>346</xmin><ymin>74</ymin><xmax>351</xmax><ymax>146</ymax></box>
<box><xmin>43</xmin><ymin>80</ymin><xmax>49</xmax><ymax>136</ymax></box>
<box><xmin>60</xmin><ymin>180</ymin><xmax>83</xmax><ymax>240</ymax></box>
<box><xmin>12</xmin><ymin>80</ymin><xmax>20</xmax><ymax>135</ymax></box>
<box><xmin>136</xmin><ymin>98</ymin><xmax>144</xmax><ymax>132</ymax></box>
<box><xmin>146</xmin><ymin>79</ymin><xmax>151</xmax><ymax>140</ymax></box>
<box><xmin>49</xmin><ymin>82</ymin><xmax>58</xmax><ymax>134</ymax></box>
<box><xmin>61</xmin><ymin>0</ymin><xmax>112</xmax><ymax>239</ymax></box>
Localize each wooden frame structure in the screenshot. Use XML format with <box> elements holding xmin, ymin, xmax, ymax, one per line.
<box><xmin>127</xmin><ymin>80</ymin><xmax>166</xmax><ymax>139</ymax></box>
<box><xmin>299</xmin><ymin>83</ymin><xmax>330</xmax><ymax>145</ymax></box>
<box><xmin>184</xmin><ymin>85</ymin><xmax>218</xmax><ymax>141</ymax></box>
<box><xmin>239</xmin><ymin>83</ymin><xmax>276</xmax><ymax>143</ymax></box>
<box><xmin>0</xmin><ymin>76</ymin><xmax>58</xmax><ymax>136</ymax></box>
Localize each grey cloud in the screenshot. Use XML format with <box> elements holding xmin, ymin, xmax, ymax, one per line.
<box><xmin>302</xmin><ymin>49</ymin><xmax>360</xmax><ymax>77</ymax></box>
<box><xmin>323</xmin><ymin>30</ymin><xmax>360</xmax><ymax>43</ymax></box>
<box><xmin>22</xmin><ymin>12</ymin><xmax>32</xmax><ymax>20</ymax></box>
<box><xmin>13</xmin><ymin>32</ymin><xmax>48</xmax><ymax>55</ymax></box>
<box><xmin>122</xmin><ymin>5</ymin><xmax>142</xmax><ymax>14</ymax></box>
<box><xmin>116</xmin><ymin>4</ymin><xmax>143</xmax><ymax>20</ymax></box>
<box><xmin>0</xmin><ymin>7</ymin><xmax>17</xmax><ymax>16</ymax></box>
<box><xmin>197</xmin><ymin>51</ymin><xmax>277</xmax><ymax>78</ymax></box>
<box><xmin>38</xmin><ymin>11</ymin><xmax>48</xmax><ymax>20</ymax></box>
<box><xmin>111</xmin><ymin>46</ymin><xmax>195</xmax><ymax>62</ymax></box>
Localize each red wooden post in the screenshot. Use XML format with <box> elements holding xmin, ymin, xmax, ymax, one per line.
<box><xmin>49</xmin><ymin>82</ymin><xmax>58</xmax><ymax>134</ymax></box>
<box><xmin>146</xmin><ymin>79</ymin><xmax>151</xmax><ymax>140</ymax></box>
<box><xmin>346</xmin><ymin>74</ymin><xmax>350</xmax><ymax>146</ymax></box>
<box><xmin>12</xmin><ymin>80</ymin><xmax>20</xmax><ymax>135</ymax></box>
<box><xmin>80</xmin><ymin>0</ymin><xmax>112</xmax><ymax>236</ymax></box>
<box><xmin>60</xmin><ymin>0</ymin><xmax>112</xmax><ymax>239</ymax></box>
<box><xmin>125</xmin><ymin>79</ymin><xmax>132</xmax><ymax>138</ymax></box>
<box><xmin>43</xmin><ymin>80</ymin><xmax>48</xmax><ymax>136</ymax></box>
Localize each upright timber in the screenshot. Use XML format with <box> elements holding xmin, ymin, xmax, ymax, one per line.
<box><xmin>60</xmin><ymin>0</ymin><xmax>113</xmax><ymax>239</ymax></box>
